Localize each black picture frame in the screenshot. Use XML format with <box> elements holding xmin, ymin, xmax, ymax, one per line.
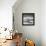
<box><xmin>22</xmin><ymin>13</ymin><xmax>35</xmax><ymax>26</ymax></box>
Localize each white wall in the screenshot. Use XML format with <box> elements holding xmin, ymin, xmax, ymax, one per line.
<box><xmin>41</xmin><ymin>0</ymin><xmax>46</xmax><ymax>46</ymax></box>
<box><xmin>13</xmin><ymin>0</ymin><xmax>41</xmax><ymax>46</ymax></box>
<box><xmin>0</xmin><ymin>0</ymin><xmax>16</xmax><ymax>30</ymax></box>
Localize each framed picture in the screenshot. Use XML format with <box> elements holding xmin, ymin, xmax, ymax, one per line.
<box><xmin>22</xmin><ymin>13</ymin><xmax>35</xmax><ymax>26</ymax></box>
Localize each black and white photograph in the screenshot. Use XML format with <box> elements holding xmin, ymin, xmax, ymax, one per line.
<box><xmin>22</xmin><ymin>13</ymin><xmax>35</xmax><ymax>25</ymax></box>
